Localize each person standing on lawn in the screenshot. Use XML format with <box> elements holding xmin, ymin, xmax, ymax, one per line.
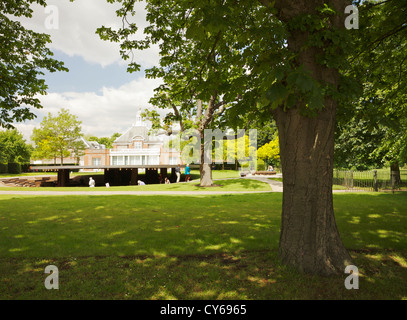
<box><xmin>175</xmin><ymin>164</ymin><xmax>181</xmax><ymax>183</ymax></box>
<box><xmin>185</xmin><ymin>164</ymin><xmax>191</xmax><ymax>182</ymax></box>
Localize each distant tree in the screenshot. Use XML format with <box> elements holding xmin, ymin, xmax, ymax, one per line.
<box><xmin>0</xmin><ymin>129</ymin><xmax>32</xmax><ymax>163</ymax></box>
<box><xmin>257</xmin><ymin>137</ymin><xmax>280</xmax><ymax>170</ymax></box>
<box><xmin>31</xmin><ymin>109</ymin><xmax>85</xmax><ymax>165</ymax></box>
<box><xmin>86</xmin><ymin>132</ymin><xmax>121</xmax><ymax>149</ymax></box>
<box><xmin>334</xmin><ymin>118</ymin><xmax>387</xmax><ymax>170</ymax></box>
<box><xmin>256</xmin><ymin>122</ymin><xmax>279</xmax><ymax>149</ymax></box>
<box><xmin>31</xmin><ymin>136</ymin><xmax>61</xmax><ymax>165</ymax></box>
<box><xmin>0</xmin><ymin>0</ymin><xmax>67</xmax><ymax>128</ymax></box>
<box><xmin>336</xmin><ymin>0</ymin><xmax>407</xmax><ymax>181</ymax></box>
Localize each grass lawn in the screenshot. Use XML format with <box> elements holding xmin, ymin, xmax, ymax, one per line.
<box><xmin>0</xmin><ymin>192</ymin><xmax>406</xmax><ymax>299</ymax></box>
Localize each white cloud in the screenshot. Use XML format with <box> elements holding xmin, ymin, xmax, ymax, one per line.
<box><xmin>19</xmin><ymin>0</ymin><xmax>159</xmax><ymax>67</ymax></box>
<box><xmin>14</xmin><ymin>77</ymin><xmax>166</xmax><ymax>142</ymax></box>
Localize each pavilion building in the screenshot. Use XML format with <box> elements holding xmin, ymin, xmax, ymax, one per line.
<box><xmin>82</xmin><ymin>111</ymin><xmax>182</xmax><ymax>168</ymax></box>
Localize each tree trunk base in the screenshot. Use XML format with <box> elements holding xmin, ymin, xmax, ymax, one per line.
<box><xmin>279</xmin><ymin>238</ymin><xmax>353</xmax><ymax>276</ymax></box>
<box><xmin>200</xmin><ymin>163</ymin><xmax>213</xmax><ymax>187</ymax></box>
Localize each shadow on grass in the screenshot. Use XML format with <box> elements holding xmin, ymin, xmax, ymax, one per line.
<box><xmin>0</xmin><ymin>194</ymin><xmax>281</xmax><ymax>258</ymax></box>
<box><xmin>1</xmin><ymin>249</ymin><xmax>406</xmax><ymax>299</ymax></box>
<box><xmin>192</xmin><ymin>179</ymin><xmax>270</xmax><ymax>190</ymax></box>
<box><xmin>334</xmin><ymin>193</ymin><xmax>407</xmax><ymax>251</ymax></box>
<box><xmin>0</xmin><ymin>193</ymin><xmax>407</xmax><ymax>299</ymax></box>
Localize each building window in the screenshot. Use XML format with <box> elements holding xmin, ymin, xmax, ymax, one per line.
<box><xmin>135</xmin><ymin>141</ymin><xmax>142</xmax><ymax>149</ymax></box>
<box><xmin>92</xmin><ymin>158</ymin><xmax>101</xmax><ymax>166</ymax></box>
<box><xmin>169</xmin><ymin>157</ymin><xmax>177</xmax><ymax>165</ymax></box>
<box><xmin>149</xmin><ymin>156</ymin><xmax>160</xmax><ymax>165</ymax></box>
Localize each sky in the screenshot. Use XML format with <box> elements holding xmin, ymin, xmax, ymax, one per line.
<box><xmin>13</xmin><ymin>0</ymin><xmax>165</xmax><ymax>142</ymax></box>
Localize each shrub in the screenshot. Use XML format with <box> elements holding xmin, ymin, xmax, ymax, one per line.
<box><xmin>257</xmin><ymin>161</ymin><xmax>266</xmax><ymax>171</ymax></box>
<box><xmin>21</xmin><ymin>163</ymin><xmax>31</xmax><ymax>172</ymax></box>
<box><xmin>7</xmin><ymin>163</ymin><xmax>21</xmax><ymax>174</ymax></box>
<box><xmin>0</xmin><ymin>163</ymin><xmax>7</xmax><ymax>173</ymax></box>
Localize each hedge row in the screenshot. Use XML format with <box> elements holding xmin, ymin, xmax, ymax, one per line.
<box><xmin>0</xmin><ymin>163</ymin><xmax>31</xmax><ymax>174</ymax></box>
<box><xmin>0</xmin><ymin>164</ymin><xmax>7</xmax><ymax>174</ymax></box>
<box><xmin>7</xmin><ymin>163</ymin><xmax>21</xmax><ymax>174</ymax></box>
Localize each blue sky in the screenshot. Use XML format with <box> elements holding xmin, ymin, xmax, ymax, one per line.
<box><xmin>43</xmin><ymin>51</ymin><xmax>138</xmax><ymax>94</ymax></box>
<box><xmin>13</xmin><ymin>0</ymin><xmax>164</xmax><ymax>141</ymax></box>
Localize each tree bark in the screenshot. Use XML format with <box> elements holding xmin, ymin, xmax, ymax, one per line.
<box><xmin>199</xmin><ymin>131</ymin><xmax>213</xmax><ymax>187</ymax></box>
<box><xmin>197</xmin><ymin>96</ymin><xmax>218</xmax><ymax>187</ymax></box>
<box><xmin>270</xmin><ymin>0</ymin><xmax>353</xmax><ymax>275</ymax></box>
<box><xmin>390</xmin><ymin>162</ymin><xmax>402</xmax><ymax>185</ymax></box>
<box><xmin>274</xmin><ymin>103</ymin><xmax>352</xmax><ymax>275</ymax></box>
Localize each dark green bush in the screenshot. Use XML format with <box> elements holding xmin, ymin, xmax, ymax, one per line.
<box><xmin>21</xmin><ymin>163</ymin><xmax>31</xmax><ymax>172</ymax></box>
<box><xmin>7</xmin><ymin>163</ymin><xmax>21</xmax><ymax>174</ymax></box>
<box><xmin>0</xmin><ymin>163</ymin><xmax>7</xmax><ymax>173</ymax></box>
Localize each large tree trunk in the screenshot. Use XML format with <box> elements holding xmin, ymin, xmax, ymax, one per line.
<box><xmin>274</xmin><ymin>104</ymin><xmax>352</xmax><ymax>275</ymax></box>
<box><xmin>200</xmin><ymin>133</ymin><xmax>213</xmax><ymax>187</ymax></box>
<box><xmin>390</xmin><ymin>162</ymin><xmax>402</xmax><ymax>186</ymax></box>
<box><xmin>271</xmin><ymin>0</ymin><xmax>353</xmax><ymax>275</ymax></box>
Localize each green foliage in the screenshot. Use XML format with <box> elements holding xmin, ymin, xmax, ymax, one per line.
<box><xmin>97</xmin><ymin>1</ymin><xmax>359</xmax><ymax>132</ymax></box>
<box><xmin>21</xmin><ymin>163</ymin><xmax>31</xmax><ymax>172</ymax></box>
<box><xmin>257</xmin><ymin>137</ymin><xmax>280</xmax><ymax>166</ymax></box>
<box><xmin>0</xmin><ymin>129</ymin><xmax>32</xmax><ymax>163</ymax></box>
<box><xmin>31</xmin><ymin>109</ymin><xmax>85</xmax><ymax>164</ymax></box>
<box><xmin>87</xmin><ymin>132</ymin><xmax>121</xmax><ymax>149</ymax></box>
<box><xmin>336</xmin><ymin>0</ymin><xmax>407</xmax><ymax>169</ymax></box>
<box><xmin>256</xmin><ymin>121</ymin><xmax>278</xmax><ymax>148</ymax></box>
<box><xmin>98</xmin><ymin>1</ymin><xmax>269</xmax><ymax>129</ymax></box>
<box><xmin>334</xmin><ymin>119</ymin><xmax>387</xmax><ymax>170</ymax></box>
<box><xmin>0</xmin><ymin>0</ymin><xmax>68</xmax><ymax>128</ymax></box>
<box><xmin>0</xmin><ymin>163</ymin><xmax>7</xmax><ymax>173</ymax></box>
<box><xmin>7</xmin><ymin>162</ymin><xmax>21</xmax><ymax>174</ymax></box>
<box><xmin>141</xmin><ymin>109</ymin><xmax>175</xmax><ymax>135</ymax></box>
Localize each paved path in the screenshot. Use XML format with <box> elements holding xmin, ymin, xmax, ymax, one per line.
<box><xmin>0</xmin><ymin>190</ymin><xmax>274</xmax><ymax>196</ymax></box>
<box><xmin>241</xmin><ymin>174</ymin><xmax>283</xmax><ymax>192</ymax></box>
<box><xmin>0</xmin><ymin>176</ymin><xmax>282</xmax><ymax>196</ymax></box>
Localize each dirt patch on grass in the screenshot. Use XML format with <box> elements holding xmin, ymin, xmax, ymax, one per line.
<box><xmin>194</xmin><ymin>184</ymin><xmax>224</xmax><ymax>188</ymax></box>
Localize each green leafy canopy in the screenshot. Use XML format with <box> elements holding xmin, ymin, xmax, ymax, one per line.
<box><xmin>0</xmin><ymin>0</ymin><xmax>68</xmax><ymax>128</ymax></box>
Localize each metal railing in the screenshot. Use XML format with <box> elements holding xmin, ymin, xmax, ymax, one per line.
<box><xmin>333</xmin><ymin>169</ymin><xmax>407</xmax><ymax>191</ymax></box>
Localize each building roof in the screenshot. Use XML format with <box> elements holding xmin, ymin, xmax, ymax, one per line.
<box><xmin>82</xmin><ymin>138</ymin><xmax>105</xmax><ymax>149</ymax></box>
<box><xmin>114</xmin><ymin>125</ymin><xmax>150</xmax><ymax>144</ymax></box>
<box><xmin>114</xmin><ymin>110</ymin><xmax>181</xmax><ymax>145</ymax></box>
